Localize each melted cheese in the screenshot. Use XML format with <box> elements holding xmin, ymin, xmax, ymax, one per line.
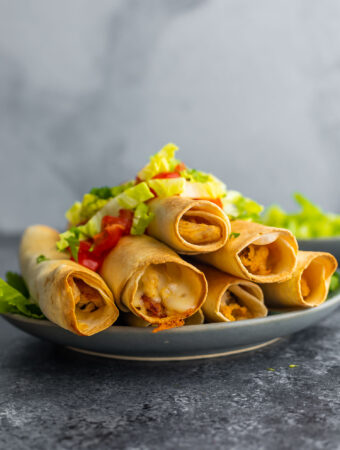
<box><xmin>239</xmin><ymin>245</ymin><xmax>271</xmax><ymax>275</ymax></box>
<box><xmin>179</xmin><ymin>218</ymin><xmax>221</xmax><ymax>244</ymax></box>
<box><xmin>136</xmin><ymin>263</ymin><xmax>197</xmax><ymax>316</ymax></box>
<box><xmin>74</xmin><ymin>279</ymin><xmax>103</xmax><ymax>313</ymax></box>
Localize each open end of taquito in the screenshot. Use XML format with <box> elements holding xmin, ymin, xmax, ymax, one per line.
<box><xmin>262</xmin><ymin>251</ymin><xmax>338</xmax><ymax>308</ymax></box>
<box><xmin>197</xmin><ymin>220</ymin><xmax>298</xmax><ymax>283</ymax></box>
<box><xmin>197</xmin><ymin>264</ymin><xmax>267</xmax><ymax>322</ymax></box>
<box><xmin>147</xmin><ymin>197</ymin><xmax>230</xmax><ymax>254</ymax></box>
<box><xmin>62</xmin><ymin>267</ymin><xmax>119</xmax><ymax>335</ymax></box>
<box><xmin>122</xmin><ymin>261</ymin><xmax>205</xmax><ymax>327</ymax></box>
<box><xmin>100</xmin><ymin>235</ymin><xmax>207</xmax><ymax>330</ymax></box>
<box><xmin>19</xmin><ymin>225</ymin><xmax>119</xmax><ymax>336</ymax></box>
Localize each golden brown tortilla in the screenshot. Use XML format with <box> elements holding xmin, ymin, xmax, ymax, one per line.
<box><xmin>196</xmin><ymin>220</ymin><xmax>298</xmax><ymax>283</ymax></box>
<box><xmin>100</xmin><ymin>235</ymin><xmax>207</xmax><ymax>329</ymax></box>
<box><xmin>261</xmin><ymin>251</ymin><xmax>338</xmax><ymax>308</ymax></box>
<box><xmin>19</xmin><ymin>225</ymin><xmax>119</xmax><ymax>336</ymax></box>
<box><xmin>147</xmin><ymin>197</ymin><xmax>230</xmax><ymax>254</ymax></box>
<box><xmin>197</xmin><ymin>264</ymin><xmax>267</xmax><ymax>322</ymax></box>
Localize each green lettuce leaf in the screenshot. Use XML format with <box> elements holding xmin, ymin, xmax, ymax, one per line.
<box><xmin>137</xmin><ymin>143</ymin><xmax>179</xmax><ymax>180</ymax></box>
<box><xmin>181</xmin><ymin>168</ymin><xmax>214</xmax><ymax>183</ymax></box>
<box><xmin>66</xmin><ymin>181</ymin><xmax>135</xmax><ymax>227</ymax></box>
<box><xmin>6</xmin><ymin>271</ymin><xmax>29</xmax><ymax>298</ymax></box>
<box><xmin>131</xmin><ymin>203</ymin><xmax>155</xmax><ymax>235</ymax></box>
<box><xmin>57</xmin><ymin>182</ymin><xmax>155</xmax><ymax>256</ymax></box>
<box><xmin>260</xmin><ymin>193</ymin><xmax>340</xmax><ymax>238</ymax></box>
<box><xmin>148</xmin><ymin>178</ymin><xmax>186</xmax><ymax>198</ymax></box>
<box><xmin>223</xmin><ymin>190</ymin><xmax>263</xmax><ymax>220</ymax></box>
<box><xmin>181</xmin><ymin>180</ymin><xmax>227</xmax><ymax>199</ymax></box>
<box><xmin>117</xmin><ymin>182</ymin><xmax>154</xmax><ymax>209</ymax></box>
<box><xmin>329</xmin><ymin>272</ymin><xmax>340</xmax><ymax>293</ymax></box>
<box><xmin>0</xmin><ymin>274</ymin><xmax>44</xmax><ymax>319</ymax></box>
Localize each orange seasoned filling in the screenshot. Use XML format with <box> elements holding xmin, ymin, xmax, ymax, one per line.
<box><xmin>141</xmin><ymin>295</ymin><xmax>167</xmax><ymax>319</ymax></box>
<box><xmin>220</xmin><ymin>303</ymin><xmax>252</xmax><ymax>321</ymax></box>
<box><xmin>179</xmin><ymin>217</ymin><xmax>221</xmax><ymax>244</ymax></box>
<box><xmin>239</xmin><ymin>245</ymin><xmax>271</xmax><ymax>275</ymax></box>
<box><xmin>152</xmin><ymin>318</ymin><xmax>185</xmax><ymax>333</ymax></box>
<box><xmin>300</xmin><ymin>277</ymin><xmax>310</xmax><ymax>298</ymax></box>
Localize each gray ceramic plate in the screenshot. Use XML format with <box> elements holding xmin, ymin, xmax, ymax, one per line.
<box><xmin>298</xmin><ymin>237</ymin><xmax>340</xmax><ymax>262</ymax></box>
<box><xmin>3</xmin><ymin>287</ymin><xmax>340</xmax><ymax>361</ymax></box>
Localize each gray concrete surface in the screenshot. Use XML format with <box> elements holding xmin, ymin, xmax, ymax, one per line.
<box><xmin>1</xmin><ymin>235</ymin><xmax>340</xmax><ymax>449</ymax></box>
<box><xmin>1</xmin><ymin>0</ymin><xmax>340</xmax><ymax>233</ymax></box>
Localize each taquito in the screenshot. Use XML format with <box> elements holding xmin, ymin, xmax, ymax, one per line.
<box><xmin>147</xmin><ymin>197</ymin><xmax>230</xmax><ymax>254</ymax></box>
<box><xmin>19</xmin><ymin>225</ymin><xmax>119</xmax><ymax>336</ymax></box>
<box><xmin>197</xmin><ymin>220</ymin><xmax>298</xmax><ymax>283</ymax></box>
<box><xmin>261</xmin><ymin>251</ymin><xmax>337</xmax><ymax>308</ymax></box>
<box><xmin>197</xmin><ymin>264</ymin><xmax>267</xmax><ymax>322</ymax></box>
<box><xmin>100</xmin><ymin>235</ymin><xmax>207</xmax><ymax>329</ymax></box>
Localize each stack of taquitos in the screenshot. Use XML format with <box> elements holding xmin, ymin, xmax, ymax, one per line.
<box><xmin>193</xmin><ymin>220</ymin><xmax>337</xmax><ymax>313</ymax></box>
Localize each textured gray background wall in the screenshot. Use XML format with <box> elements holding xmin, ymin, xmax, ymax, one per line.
<box><xmin>1</xmin><ymin>0</ymin><xmax>339</xmax><ymax>233</ymax></box>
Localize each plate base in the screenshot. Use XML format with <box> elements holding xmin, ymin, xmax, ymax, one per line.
<box><xmin>67</xmin><ymin>338</ymin><xmax>281</xmax><ymax>361</ymax></box>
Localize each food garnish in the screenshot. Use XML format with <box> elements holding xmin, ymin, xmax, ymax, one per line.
<box><xmin>0</xmin><ymin>272</ymin><xmax>44</xmax><ymax>319</ymax></box>
<box><xmin>260</xmin><ymin>192</ymin><xmax>340</xmax><ymax>238</ymax></box>
<box><xmin>57</xmin><ymin>143</ymin><xmax>228</xmax><ymax>271</ymax></box>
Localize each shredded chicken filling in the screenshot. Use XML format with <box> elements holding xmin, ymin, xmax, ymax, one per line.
<box><xmin>136</xmin><ymin>264</ymin><xmax>197</xmax><ymax>321</ymax></box>
<box><xmin>74</xmin><ymin>279</ymin><xmax>103</xmax><ymax>313</ymax></box>
<box><xmin>220</xmin><ymin>291</ymin><xmax>252</xmax><ymax>321</ymax></box>
<box><xmin>300</xmin><ymin>276</ymin><xmax>311</xmax><ymax>298</ymax></box>
<box><xmin>239</xmin><ymin>244</ymin><xmax>272</xmax><ymax>275</ymax></box>
<box><xmin>179</xmin><ymin>217</ymin><xmax>221</xmax><ymax>244</ymax></box>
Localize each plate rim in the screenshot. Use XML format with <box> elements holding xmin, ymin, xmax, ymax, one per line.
<box><xmin>3</xmin><ymin>289</ymin><xmax>340</xmax><ymax>335</ymax></box>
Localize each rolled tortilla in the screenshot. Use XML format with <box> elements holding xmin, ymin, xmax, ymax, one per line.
<box><xmin>147</xmin><ymin>197</ymin><xmax>230</xmax><ymax>254</ymax></box>
<box><xmin>196</xmin><ymin>220</ymin><xmax>298</xmax><ymax>283</ymax></box>
<box><xmin>261</xmin><ymin>251</ymin><xmax>338</xmax><ymax>308</ymax></box>
<box><xmin>197</xmin><ymin>264</ymin><xmax>267</xmax><ymax>322</ymax></box>
<box><xmin>19</xmin><ymin>225</ymin><xmax>119</xmax><ymax>336</ymax></box>
<box><xmin>100</xmin><ymin>235</ymin><xmax>207</xmax><ymax>329</ymax></box>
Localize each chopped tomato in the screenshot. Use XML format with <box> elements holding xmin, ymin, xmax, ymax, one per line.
<box><xmin>152</xmin><ymin>171</ymin><xmax>181</xmax><ymax>179</ymax></box>
<box><xmin>70</xmin><ymin>241</ymin><xmax>101</xmax><ymax>272</ymax></box>
<box><xmin>92</xmin><ymin>224</ymin><xmax>124</xmax><ymax>258</ymax></box>
<box><xmin>174</xmin><ymin>162</ymin><xmax>186</xmax><ymax>173</ymax></box>
<box><xmin>102</xmin><ymin>209</ymin><xmax>133</xmax><ymax>234</ymax></box>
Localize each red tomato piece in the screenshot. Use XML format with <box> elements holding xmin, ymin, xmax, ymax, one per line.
<box><xmin>174</xmin><ymin>162</ymin><xmax>186</xmax><ymax>173</ymax></box>
<box><xmin>152</xmin><ymin>172</ymin><xmax>181</xmax><ymax>179</ymax></box>
<box><xmin>92</xmin><ymin>224</ymin><xmax>124</xmax><ymax>258</ymax></box>
<box><xmin>71</xmin><ymin>241</ymin><xmax>101</xmax><ymax>272</ymax></box>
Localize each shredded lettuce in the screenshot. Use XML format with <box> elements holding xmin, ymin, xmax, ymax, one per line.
<box><xmin>222</xmin><ymin>190</ymin><xmax>263</xmax><ymax>220</ymax></box>
<box><xmin>131</xmin><ymin>203</ymin><xmax>155</xmax><ymax>235</ymax></box>
<box><xmin>181</xmin><ymin>180</ymin><xmax>227</xmax><ymax>199</ymax></box>
<box><xmin>66</xmin><ymin>181</ymin><xmax>135</xmax><ymax>227</ymax></box>
<box><xmin>0</xmin><ymin>273</ymin><xmax>44</xmax><ymax>319</ymax></box>
<box><xmin>181</xmin><ymin>168</ymin><xmax>214</xmax><ymax>184</ymax></box>
<box><xmin>148</xmin><ymin>178</ymin><xmax>186</xmax><ymax>198</ymax></box>
<box><xmin>117</xmin><ymin>182</ymin><xmax>154</xmax><ymax>209</ymax></box>
<box><xmin>57</xmin><ymin>182</ymin><xmax>155</xmax><ymax>255</ymax></box>
<box><xmin>260</xmin><ymin>193</ymin><xmax>340</xmax><ymax>238</ymax></box>
<box><xmin>137</xmin><ymin>143</ymin><xmax>179</xmax><ymax>180</ymax></box>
